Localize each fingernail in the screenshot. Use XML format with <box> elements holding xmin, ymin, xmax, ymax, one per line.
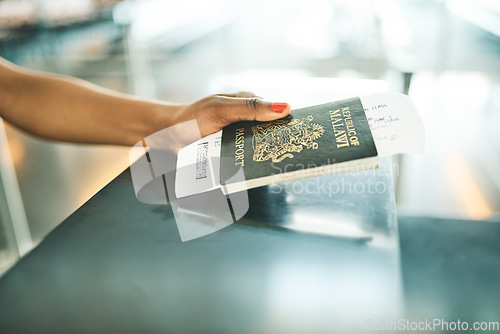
<box><xmin>272</xmin><ymin>102</ymin><xmax>288</xmax><ymax>113</ymax></box>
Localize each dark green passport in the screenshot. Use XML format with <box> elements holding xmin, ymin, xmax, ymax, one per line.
<box><xmin>220</xmin><ymin>97</ymin><xmax>378</xmax><ymax>194</ymax></box>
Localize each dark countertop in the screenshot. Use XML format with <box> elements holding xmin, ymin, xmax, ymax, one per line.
<box><xmin>0</xmin><ymin>162</ymin><xmax>499</xmax><ymax>333</ymax></box>
<box><xmin>399</xmin><ymin>215</ymin><xmax>500</xmax><ymax>326</ymax></box>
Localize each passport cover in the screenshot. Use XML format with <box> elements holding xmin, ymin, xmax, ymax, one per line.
<box><xmin>220</xmin><ymin>97</ymin><xmax>378</xmax><ymax>193</ymax></box>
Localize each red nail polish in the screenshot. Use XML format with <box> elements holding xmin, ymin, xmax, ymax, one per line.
<box><xmin>272</xmin><ymin>102</ymin><xmax>288</xmax><ymax>113</ymax></box>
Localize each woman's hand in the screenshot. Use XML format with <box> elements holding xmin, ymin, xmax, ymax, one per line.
<box><xmin>173</xmin><ymin>92</ymin><xmax>291</xmax><ymax>137</ymax></box>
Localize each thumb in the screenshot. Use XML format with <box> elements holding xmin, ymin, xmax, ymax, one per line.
<box><xmin>196</xmin><ymin>96</ymin><xmax>292</xmax><ymax>137</ymax></box>
<box><xmin>229</xmin><ymin>97</ymin><xmax>292</xmax><ymax>122</ymax></box>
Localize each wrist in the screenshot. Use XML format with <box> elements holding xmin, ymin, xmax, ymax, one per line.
<box><xmin>147</xmin><ymin>101</ymin><xmax>185</xmax><ymax>136</ymax></box>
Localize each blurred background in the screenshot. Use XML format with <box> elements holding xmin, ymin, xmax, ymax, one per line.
<box><xmin>0</xmin><ymin>0</ymin><xmax>499</xmax><ymax>274</ymax></box>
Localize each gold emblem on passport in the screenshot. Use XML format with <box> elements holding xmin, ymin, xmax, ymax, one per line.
<box><xmin>252</xmin><ymin>115</ymin><xmax>325</xmax><ymax>163</ymax></box>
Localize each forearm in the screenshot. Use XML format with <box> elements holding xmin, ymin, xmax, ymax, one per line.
<box><xmin>0</xmin><ymin>59</ymin><xmax>181</xmax><ymax>146</ymax></box>
<box><xmin>0</xmin><ymin>58</ymin><xmax>291</xmax><ymax>146</ymax></box>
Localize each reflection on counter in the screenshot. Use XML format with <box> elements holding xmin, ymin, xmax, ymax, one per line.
<box><xmin>244</xmin><ymin>158</ymin><xmax>398</xmax><ymax>246</ymax></box>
